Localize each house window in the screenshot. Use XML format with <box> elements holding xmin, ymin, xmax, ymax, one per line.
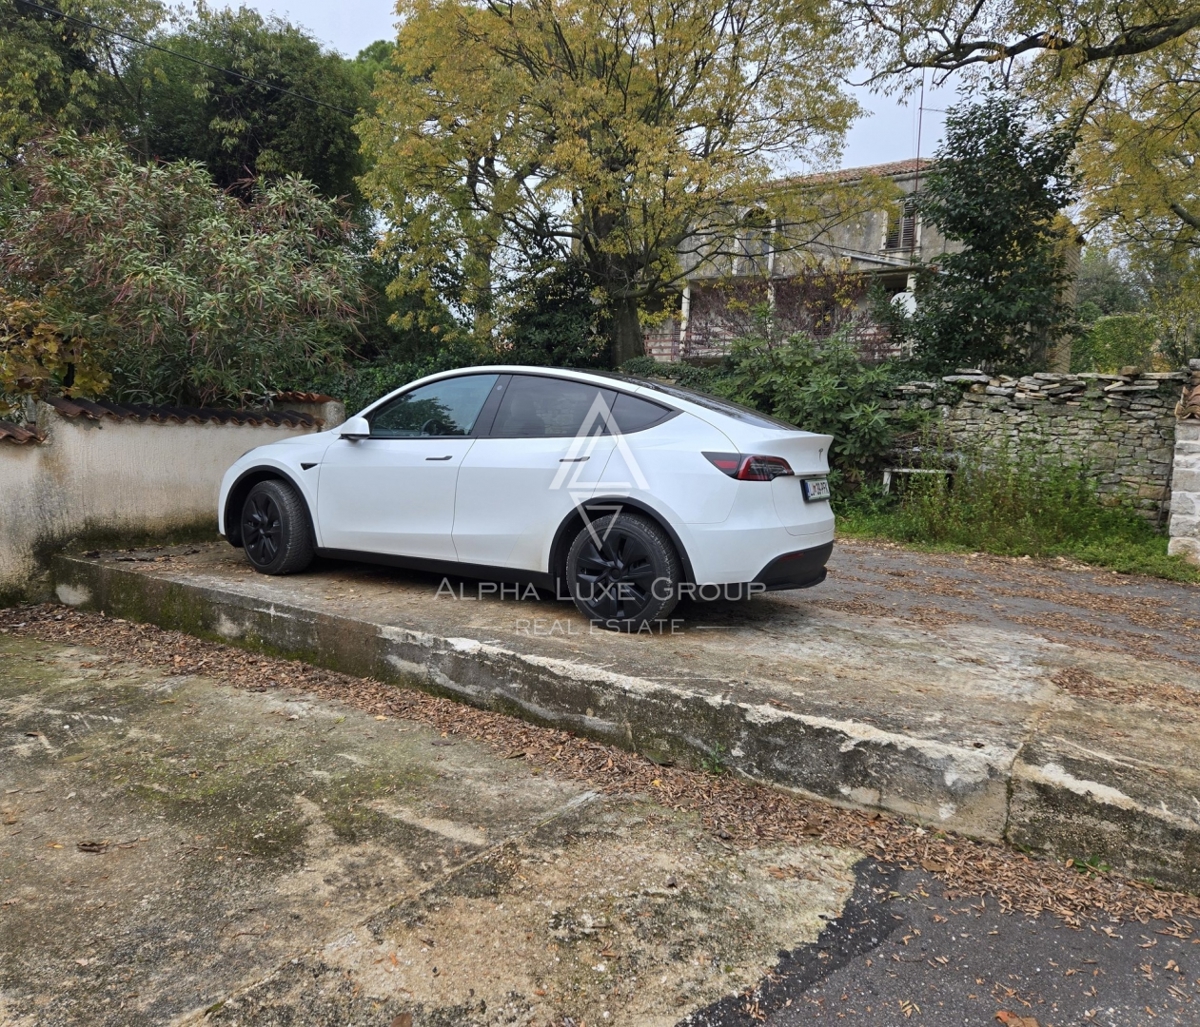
<box><xmin>736</xmin><ymin>208</ymin><xmax>772</xmax><ymax>274</ymax></box>
<box><xmin>885</xmin><ymin>197</ymin><xmax>917</xmax><ymax>250</ymax></box>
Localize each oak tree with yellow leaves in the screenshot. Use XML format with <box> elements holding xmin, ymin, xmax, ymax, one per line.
<box><xmin>359</xmin><ymin>0</ymin><xmax>865</xmax><ymax>363</ymax></box>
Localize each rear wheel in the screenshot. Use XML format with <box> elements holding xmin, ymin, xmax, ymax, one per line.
<box><xmin>566</xmin><ymin>512</ymin><xmax>681</xmax><ymax>631</ymax></box>
<box><xmin>241</xmin><ymin>480</ymin><xmax>313</xmax><ymax>575</ymax></box>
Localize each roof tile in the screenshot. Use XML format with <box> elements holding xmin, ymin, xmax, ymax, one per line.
<box><xmin>1179</xmin><ymin>383</ymin><xmax>1200</xmax><ymax>420</ymax></box>
<box><xmin>44</xmin><ymin>396</ymin><xmax>320</xmax><ymax>428</ymax></box>
<box><xmin>784</xmin><ymin>158</ymin><xmax>932</xmax><ymax>187</ymax></box>
<box><xmin>0</xmin><ymin>421</ymin><xmax>45</xmax><ymax>445</ymax></box>
<box><xmin>273</xmin><ymin>391</ymin><xmax>336</xmax><ymax>404</ymax></box>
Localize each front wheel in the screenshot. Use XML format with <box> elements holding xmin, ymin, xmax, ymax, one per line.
<box><xmin>565</xmin><ymin>512</ymin><xmax>681</xmax><ymax>631</ymax></box>
<box><xmin>241</xmin><ymin>480</ymin><xmax>314</xmax><ymax>575</ymax></box>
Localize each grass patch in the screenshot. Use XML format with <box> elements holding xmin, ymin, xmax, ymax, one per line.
<box><xmin>836</xmin><ymin>443</ymin><xmax>1200</xmax><ymax>584</ymax></box>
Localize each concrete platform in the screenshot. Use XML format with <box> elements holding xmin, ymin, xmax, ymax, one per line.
<box><xmin>0</xmin><ymin>634</ymin><xmax>857</xmax><ymax>1026</ymax></box>
<box><xmin>50</xmin><ymin>539</ymin><xmax>1200</xmax><ymax>890</ymax></box>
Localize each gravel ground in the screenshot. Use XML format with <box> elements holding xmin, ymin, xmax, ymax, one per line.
<box><xmin>823</xmin><ymin>539</ymin><xmax>1200</xmax><ymax>673</ymax></box>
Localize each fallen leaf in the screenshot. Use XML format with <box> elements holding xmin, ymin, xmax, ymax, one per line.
<box><xmin>996</xmin><ymin>1012</ymin><xmax>1040</xmax><ymax>1027</ymax></box>
<box><xmin>77</xmin><ymin>841</ymin><xmax>109</xmax><ymax>854</ymax></box>
<box><xmin>390</xmin><ymin>1015</ymin><xmax>413</xmax><ymax>1027</ymax></box>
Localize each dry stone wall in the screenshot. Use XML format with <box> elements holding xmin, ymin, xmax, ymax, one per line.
<box><xmin>1170</xmin><ymin>367</ymin><xmax>1200</xmax><ymax>566</ymax></box>
<box><xmin>882</xmin><ymin>367</ymin><xmax>1200</xmax><ymax>520</ymax></box>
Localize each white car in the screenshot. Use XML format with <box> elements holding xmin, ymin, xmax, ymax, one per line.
<box><xmin>218</xmin><ymin>366</ymin><xmax>834</xmax><ymax>629</ymax></box>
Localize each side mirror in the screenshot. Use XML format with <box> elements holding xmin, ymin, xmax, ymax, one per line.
<box><xmin>339</xmin><ymin>415</ymin><xmax>370</xmax><ymax>440</ymax></box>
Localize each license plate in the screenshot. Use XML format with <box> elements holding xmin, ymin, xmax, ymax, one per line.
<box><xmin>801</xmin><ymin>477</ymin><xmax>830</xmax><ymax>502</ymax></box>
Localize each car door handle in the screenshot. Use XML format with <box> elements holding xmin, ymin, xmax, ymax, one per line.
<box><xmin>559</xmin><ymin>456</ymin><xmax>589</xmax><ymax>463</ymax></box>
<box><xmin>426</xmin><ymin>455</ymin><xmax>453</xmax><ymax>461</ymax></box>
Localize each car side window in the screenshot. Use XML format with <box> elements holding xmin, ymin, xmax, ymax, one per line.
<box><xmin>368</xmin><ymin>374</ymin><xmax>499</xmax><ymax>438</ymax></box>
<box><xmin>608</xmin><ymin>392</ymin><xmax>673</xmax><ymax>434</ymax></box>
<box><xmin>489</xmin><ymin>375</ymin><xmax>615</xmax><ymax>438</ymax></box>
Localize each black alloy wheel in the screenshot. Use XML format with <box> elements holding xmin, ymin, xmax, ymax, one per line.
<box><xmin>566</xmin><ymin>512</ymin><xmax>681</xmax><ymax>631</ymax></box>
<box><xmin>240</xmin><ymin>479</ymin><xmax>314</xmax><ymax>575</ymax></box>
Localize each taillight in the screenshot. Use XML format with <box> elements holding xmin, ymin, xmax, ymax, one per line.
<box><xmin>703</xmin><ymin>452</ymin><xmax>794</xmax><ymax>481</ymax></box>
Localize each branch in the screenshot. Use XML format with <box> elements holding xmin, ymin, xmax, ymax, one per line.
<box><xmin>896</xmin><ymin>6</ymin><xmax>1200</xmax><ymax>72</ymax></box>
<box><xmin>1170</xmin><ymin>200</ymin><xmax>1200</xmax><ymax>231</ymax></box>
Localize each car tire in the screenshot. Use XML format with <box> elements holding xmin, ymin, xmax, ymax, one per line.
<box><xmin>240</xmin><ymin>480</ymin><xmax>314</xmax><ymax>575</ymax></box>
<box><xmin>565</xmin><ymin>512</ymin><xmax>681</xmax><ymax>631</ymax></box>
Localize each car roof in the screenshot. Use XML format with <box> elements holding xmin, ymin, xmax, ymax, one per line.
<box><xmin>360</xmin><ymin>364</ymin><xmax>805</xmax><ymax>434</ymax></box>
<box><xmin>363</xmin><ymin>365</ymin><xmax>649</xmax><ymax>410</ymax></box>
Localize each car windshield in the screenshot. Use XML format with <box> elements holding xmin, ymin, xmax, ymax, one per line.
<box><xmin>593</xmin><ymin>372</ymin><xmax>800</xmax><ymax>431</ymax></box>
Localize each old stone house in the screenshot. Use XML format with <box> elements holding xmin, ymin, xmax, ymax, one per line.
<box><xmin>647</xmin><ymin>159</ymin><xmax>963</xmax><ymax>360</ymax></box>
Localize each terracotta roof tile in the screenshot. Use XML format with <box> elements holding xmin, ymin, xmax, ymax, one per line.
<box><xmin>1179</xmin><ymin>382</ymin><xmax>1200</xmax><ymax>420</ymax></box>
<box><xmin>273</xmin><ymin>390</ymin><xmax>336</xmax><ymax>404</ymax></box>
<box><xmin>45</xmin><ymin>396</ymin><xmax>320</xmax><ymax>428</ymax></box>
<box><xmin>0</xmin><ymin>420</ymin><xmax>44</xmax><ymax>445</ymax></box>
<box><xmin>783</xmin><ymin>158</ymin><xmax>932</xmax><ymax>187</ymax></box>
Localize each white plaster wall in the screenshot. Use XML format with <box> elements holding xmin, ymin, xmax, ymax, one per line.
<box><xmin>1168</xmin><ymin>420</ymin><xmax>1200</xmax><ymax>567</ymax></box>
<box><xmin>0</xmin><ymin>403</ymin><xmax>325</xmax><ymax>596</ymax></box>
<box><xmin>0</xmin><ymin>443</ymin><xmax>47</xmax><ymax>595</ymax></box>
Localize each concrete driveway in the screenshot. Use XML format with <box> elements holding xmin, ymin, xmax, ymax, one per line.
<box><xmin>3</xmin><ymin>607</ymin><xmax>1199</xmax><ymax>1026</ymax></box>
<box><xmin>48</xmin><ymin>537</ymin><xmax>1200</xmax><ymax>892</ymax></box>
<box><xmin>0</xmin><ymin>632</ymin><xmax>856</xmax><ymax>1026</ymax></box>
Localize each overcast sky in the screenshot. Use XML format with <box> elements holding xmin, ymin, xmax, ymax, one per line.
<box><xmin>235</xmin><ymin>0</ymin><xmax>955</xmax><ymax>171</ymax></box>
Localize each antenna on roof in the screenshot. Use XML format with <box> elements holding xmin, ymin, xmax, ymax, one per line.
<box><xmin>911</xmin><ymin>69</ymin><xmax>926</xmax><ymax>259</ymax></box>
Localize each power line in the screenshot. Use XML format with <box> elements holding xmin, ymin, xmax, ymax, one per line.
<box><xmin>14</xmin><ymin>0</ymin><xmax>358</xmax><ymax>116</ymax></box>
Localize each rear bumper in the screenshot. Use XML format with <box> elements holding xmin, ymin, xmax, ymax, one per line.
<box><xmin>752</xmin><ymin>541</ymin><xmax>833</xmax><ymax>591</ymax></box>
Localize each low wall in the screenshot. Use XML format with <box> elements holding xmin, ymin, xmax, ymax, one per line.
<box><xmin>0</xmin><ymin>399</ymin><xmax>339</xmax><ymax>600</ymax></box>
<box><xmin>884</xmin><ymin>369</ymin><xmax>1198</xmax><ymax>519</ymax></box>
<box><xmin>1170</xmin><ymin>373</ymin><xmax>1200</xmax><ymax>565</ymax></box>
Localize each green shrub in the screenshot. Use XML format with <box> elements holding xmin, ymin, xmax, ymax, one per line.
<box><xmin>502</xmin><ymin>261</ymin><xmax>610</xmax><ymax>368</ymax></box>
<box><xmin>617</xmin><ymin>355</ymin><xmax>663</xmax><ymax>378</ymax></box>
<box><xmin>1071</xmin><ymin>314</ymin><xmax>1160</xmax><ymax>372</ymax></box>
<box><xmin>0</xmin><ymin>134</ymin><xmax>362</xmax><ymax>408</ymax></box>
<box><xmin>315</xmin><ymin>335</ymin><xmax>492</xmax><ymax>414</ymax></box>
<box><xmin>626</xmin><ymin>325</ymin><xmax>912</xmax><ymax>477</ymax></box>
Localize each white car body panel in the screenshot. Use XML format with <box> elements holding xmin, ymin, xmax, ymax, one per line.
<box><xmin>316</xmin><ymin>436</ymin><xmax>476</xmax><ymax>560</ymax></box>
<box><xmin>217</xmin><ymin>364</ymin><xmax>836</xmax><ymax>589</ymax></box>
<box><xmin>453</xmin><ymin>434</ymin><xmax>615</xmax><ymax>570</ymax></box>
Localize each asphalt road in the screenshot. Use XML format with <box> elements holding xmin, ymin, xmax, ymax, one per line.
<box><xmin>686</xmin><ymin>862</ymin><xmax>1199</xmax><ymax>1027</ymax></box>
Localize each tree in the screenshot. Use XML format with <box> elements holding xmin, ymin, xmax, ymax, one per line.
<box><xmin>900</xmin><ymin>95</ymin><xmax>1079</xmax><ymax>373</ymax></box>
<box><xmin>852</xmin><ymin>0</ymin><xmax>1200</xmax><ymax>77</ymax></box>
<box><xmin>851</xmin><ymin>0</ymin><xmax>1200</xmax><ymax>278</ymax></box>
<box><xmin>501</xmin><ymin>261</ymin><xmax>610</xmax><ymax>367</ymax></box>
<box><xmin>0</xmin><ymin>0</ymin><xmax>162</xmax><ymax>163</ymax></box>
<box><xmin>1075</xmin><ymin>245</ymin><xmax>1146</xmax><ymax>323</ymax></box>
<box><xmin>127</xmin><ymin>5</ymin><xmax>370</xmax><ymax>201</ymax></box>
<box><xmin>1064</xmin><ymin>34</ymin><xmax>1200</xmax><ymax>257</ymax></box>
<box><xmin>0</xmin><ymin>133</ymin><xmax>362</xmax><ymax>407</ymax></box>
<box><xmin>359</xmin><ymin>0</ymin><xmax>862</xmax><ymax>364</ymax></box>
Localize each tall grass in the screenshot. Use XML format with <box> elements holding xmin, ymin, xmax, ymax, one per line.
<box><xmin>837</xmin><ymin>438</ymin><xmax>1200</xmax><ymax>583</ymax></box>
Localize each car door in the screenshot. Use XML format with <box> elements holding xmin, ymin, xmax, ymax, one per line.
<box><xmin>452</xmin><ymin>374</ymin><xmax>618</xmax><ymax>570</ymax></box>
<box><xmin>316</xmin><ymin>373</ymin><xmax>500</xmax><ymax>560</ymax></box>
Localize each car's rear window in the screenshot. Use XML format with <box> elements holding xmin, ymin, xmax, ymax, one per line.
<box><xmin>608</xmin><ymin>392</ymin><xmax>674</xmax><ymax>434</ymax></box>
<box><xmin>607</xmin><ymin>375</ymin><xmax>799</xmax><ymax>431</ymax></box>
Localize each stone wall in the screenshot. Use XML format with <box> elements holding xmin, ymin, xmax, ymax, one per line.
<box><xmin>1169</xmin><ymin>368</ymin><xmax>1200</xmax><ymax>566</ymax></box>
<box><xmin>882</xmin><ymin>368</ymin><xmax>1199</xmax><ymax>520</ymax></box>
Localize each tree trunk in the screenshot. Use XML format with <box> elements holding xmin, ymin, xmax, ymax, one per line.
<box><xmin>610</xmin><ymin>295</ymin><xmax>644</xmax><ymax>367</ymax></box>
